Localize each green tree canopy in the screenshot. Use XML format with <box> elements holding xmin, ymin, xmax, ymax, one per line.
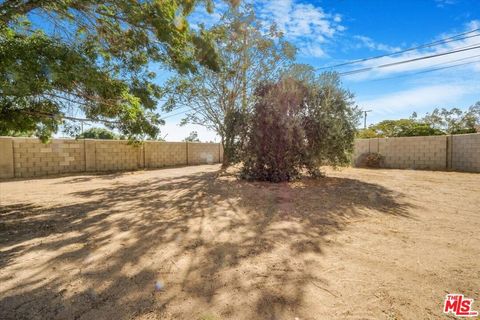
<box><xmin>0</xmin><ymin>0</ymin><xmax>221</xmax><ymax>141</ymax></box>
<box><xmin>357</xmin><ymin>119</ymin><xmax>443</xmax><ymax>138</ymax></box>
<box><xmin>419</xmin><ymin>104</ymin><xmax>480</xmax><ymax>134</ymax></box>
<box><xmin>358</xmin><ymin>103</ymin><xmax>480</xmax><ymax>138</ymax></box>
<box><xmin>183</xmin><ymin>131</ymin><xmax>200</xmax><ymax>142</ymax></box>
<box><xmin>76</xmin><ymin>127</ymin><xmax>118</xmax><ymax>140</ymax></box>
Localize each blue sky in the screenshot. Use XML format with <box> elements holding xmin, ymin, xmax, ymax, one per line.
<box><xmin>160</xmin><ymin>0</ymin><xmax>480</xmax><ymax>141</ymax></box>
<box><xmin>37</xmin><ymin>1</ymin><xmax>478</xmax><ymax>140</ymax></box>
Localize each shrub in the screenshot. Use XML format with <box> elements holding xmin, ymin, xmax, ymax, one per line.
<box><xmin>241</xmin><ymin>74</ymin><xmax>359</xmax><ymax>182</ymax></box>
<box><xmin>357</xmin><ymin>152</ymin><xmax>384</xmax><ymax>168</ymax></box>
<box><xmin>240</xmin><ymin>79</ymin><xmax>306</xmax><ymax>182</ymax></box>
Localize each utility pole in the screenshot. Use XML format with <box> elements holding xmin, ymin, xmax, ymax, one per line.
<box><xmin>362</xmin><ymin>110</ymin><xmax>372</xmax><ymax>129</ymax></box>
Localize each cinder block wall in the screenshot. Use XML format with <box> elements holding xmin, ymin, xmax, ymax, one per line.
<box><xmin>187</xmin><ymin>142</ymin><xmax>221</xmax><ymax>165</ymax></box>
<box><xmin>451</xmin><ymin>133</ymin><xmax>480</xmax><ymax>172</ymax></box>
<box><xmin>12</xmin><ymin>138</ymin><xmax>85</xmax><ymax>178</ymax></box>
<box><xmin>94</xmin><ymin>140</ymin><xmax>142</xmax><ymax>172</ymax></box>
<box><xmin>0</xmin><ymin>138</ymin><xmax>14</xmax><ymax>178</ymax></box>
<box><xmin>353</xmin><ymin>133</ymin><xmax>480</xmax><ymax>172</ymax></box>
<box><xmin>144</xmin><ymin>141</ymin><xmax>187</xmax><ymax>168</ymax></box>
<box><xmin>378</xmin><ymin>136</ymin><xmax>447</xmax><ymax>169</ymax></box>
<box><xmin>353</xmin><ymin>139</ymin><xmax>369</xmax><ymax>163</ymax></box>
<box><xmin>0</xmin><ymin>137</ymin><xmax>223</xmax><ymax>179</ymax></box>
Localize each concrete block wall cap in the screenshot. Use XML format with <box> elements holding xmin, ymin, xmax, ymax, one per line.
<box><xmin>145</xmin><ymin>141</ymin><xmax>184</xmax><ymax>144</ymax></box>
<box><xmin>80</xmin><ymin>138</ymin><xmax>121</xmax><ymax>142</ymax></box>
<box><xmin>185</xmin><ymin>141</ymin><xmax>219</xmax><ymax>144</ymax></box>
<box><xmin>451</xmin><ymin>132</ymin><xmax>480</xmax><ymax>137</ymax></box>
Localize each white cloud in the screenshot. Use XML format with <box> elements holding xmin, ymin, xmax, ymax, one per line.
<box><xmin>357</xmin><ymin>83</ymin><xmax>477</xmax><ymax>116</ymax></box>
<box><xmin>345</xmin><ymin>20</ymin><xmax>480</xmax><ymax>81</ymax></box>
<box><xmin>435</xmin><ymin>0</ymin><xmax>457</xmax><ymax>8</ymax></box>
<box><xmin>256</xmin><ymin>0</ymin><xmax>344</xmax><ymax>57</ymax></box>
<box><xmin>187</xmin><ymin>1</ymin><xmax>229</xmax><ymax>30</ymax></box>
<box><xmin>353</xmin><ymin>35</ymin><xmax>401</xmax><ymax>53</ymax></box>
<box><xmin>300</xmin><ymin>43</ymin><xmax>326</xmax><ymax>58</ymax></box>
<box><xmin>188</xmin><ymin>0</ymin><xmax>343</xmax><ymax>58</ymax></box>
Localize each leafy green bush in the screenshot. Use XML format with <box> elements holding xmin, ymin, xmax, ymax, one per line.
<box><xmin>241</xmin><ymin>73</ymin><xmax>359</xmax><ymax>182</ymax></box>
<box><xmin>356</xmin><ymin>152</ymin><xmax>384</xmax><ymax>168</ymax></box>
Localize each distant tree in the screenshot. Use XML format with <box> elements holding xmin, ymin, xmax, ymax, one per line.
<box><xmin>0</xmin><ymin>128</ymin><xmax>34</xmax><ymax>137</ymax></box>
<box><xmin>364</xmin><ymin>119</ymin><xmax>444</xmax><ymax>138</ymax></box>
<box><xmin>241</xmin><ymin>72</ymin><xmax>359</xmax><ymax>182</ymax></box>
<box><xmin>77</xmin><ymin>128</ymin><xmax>118</xmax><ymax>140</ymax></box>
<box><xmin>420</xmin><ymin>104</ymin><xmax>480</xmax><ymax>134</ymax></box>
<box><xmin>163</xmin><ymin>4</ymin><xmax>296</xmax><ymax>167</ymax></box>
<box><xmin>357</xmin><ymin>103</ymin><xmax>480</xmax><ymax>138</ymax></box>
<box><xmin>183</xmin><ymin>131</ymin><xmax>200</xmax><ymax>142</ymax></box>
<box><xmin>0</xmin><ymin>0</ymin><xmax>221</xmax><ymax>141</ymax></box>
<box><xmin>356</xmin><ymin>128</ymin><xmax>379</xmax><ymax>139</ymax></box>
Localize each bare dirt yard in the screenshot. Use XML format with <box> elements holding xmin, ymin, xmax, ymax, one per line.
<box><xmin>0</xmin><ymin>165</ymin><xmax>479</xmax><ymax>319</ymax></box>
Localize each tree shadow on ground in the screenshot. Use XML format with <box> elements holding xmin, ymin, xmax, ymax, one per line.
<box><xmin>0</xmin><ymin>168</ymin><xmax>413</xmax><ymax>320</ymax></box>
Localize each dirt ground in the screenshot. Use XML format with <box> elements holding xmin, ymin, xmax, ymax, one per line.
<box><xmin>0</xmin><ymin>165</ymin><xmax>479</xmax><ymax>320</ymax></box>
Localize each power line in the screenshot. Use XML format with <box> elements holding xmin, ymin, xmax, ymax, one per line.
<box><xmin>160</xmin><ymin>57</ymin><xmax>480</xmax><ymax>118</ymax></box>
<box><xmin>23</xmin><ymin>110</ymin><xmax>119</xmax><ymax>124</ymax></box>
<box><xmin>317</xmin><ymin>27</ymin><xmax>480</xmax><ymax>70</ymax></box>
<box><xmin>162</xmin><ymin>104</ymin><xmax>207</xmax><ymax>120</ymax></box>
<box><xmin>30</xmin><ymin>106</ymin><xmax>193</xmax><ymax>123</ymax></box>
<box><xmin>366</xmin><ymin>58</ymin><xmax>480</xmax><ymax>82</ymax></box>
<box><xmin>339</xmin><ymin>43</ymin><xmax>480</xmax><ymax>76</ymax></box>
<box><xmin>413</xmin><ymin>53</ymin><xmax>480</xmax><ymax>68</ymax></box>
<box><xmin>367</xmin><ymin>53</ymin><xmax>480</xmax><ymax>81</ymax></box>
<box><xmin>162</xmin><ymin>108</ymin><xmax>192</xmax><ymax>119</ymax></box>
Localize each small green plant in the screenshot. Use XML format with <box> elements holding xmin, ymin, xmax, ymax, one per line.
<box><xmin>357</xmin><ymin>152</ymin><xmax>384</xmax><ymax>168</ymax></box>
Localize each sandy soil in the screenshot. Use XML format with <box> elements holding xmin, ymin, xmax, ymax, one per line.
<box><xmin>0</xmin><ymin>165</ymin><xmax>479</xmax><ymax>320</ymax></box>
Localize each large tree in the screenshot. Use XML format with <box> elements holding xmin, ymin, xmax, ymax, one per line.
<box><xmin>163</xmin><ymin>4</ymin><xmax>296</xmax><ymax>166</ymax></box>
<box><xmin>0</xmin><ymin>0</ymin><xmax>220</xmax><ymax>141</ymax></box>
<box><xmin>241</xmin><ymin>70</ymin><xmax>360</xmax><ymax>182</ymax></box>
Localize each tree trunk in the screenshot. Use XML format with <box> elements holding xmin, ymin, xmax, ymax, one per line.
<box><xmin>221</xmin><ymin>136</ymin><xmax>234</xmax><ymax>168</ymax></box>
<box><xmin>222</xmin><ymin>152</ymin><xmax>230</xmax><ymax>168</ymax></box>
